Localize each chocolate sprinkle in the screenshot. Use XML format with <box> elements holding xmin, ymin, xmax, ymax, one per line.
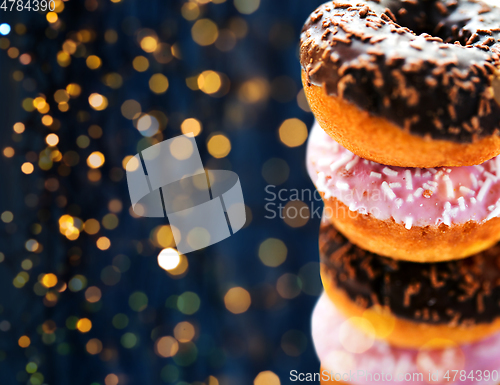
<box><xmin>319</xmin><ymin>221</ymin><xmax>500</xmax><ymax>326</ymax></box>
<box><xmin>300</xmin><ymin>0</ymin><xmax>500</xmax><ymax>143</ymax></box>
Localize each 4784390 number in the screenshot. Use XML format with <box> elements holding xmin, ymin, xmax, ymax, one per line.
<box><xmin>443</xmin><ymin>370</ymin><xmax>499</xmax><ymax>382</ymax></box>
<box><xmin>1</xmin><ymin>0</ymin><xmax>55</xmax><ymax>11</ymax></box>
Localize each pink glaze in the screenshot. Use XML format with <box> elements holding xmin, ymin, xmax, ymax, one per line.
<box><xmin>307</xmin><ymin>121</ymin><xmax>500</xmax><ymax>228</ymax></box>
<box><xmin>312</xmin><ymin>293</ymin><xmax>500</xmax><ymax>385</ymax></box>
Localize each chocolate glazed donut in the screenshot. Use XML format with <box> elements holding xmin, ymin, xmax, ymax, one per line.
<box><xmin>319</xmin><ymin>221</ymin><xmax>500</xmax><ymax>348</ymax></box>
<box><xmin>301</xmin><ymin>0</ymin><xmax>500</xmax><ymax>168</ymax></box>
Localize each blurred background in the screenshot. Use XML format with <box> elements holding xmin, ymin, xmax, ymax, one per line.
<box><xmin>0</xmin><ymin>0</ymin><xmax>327</xmax><ymax>384</ymax></box>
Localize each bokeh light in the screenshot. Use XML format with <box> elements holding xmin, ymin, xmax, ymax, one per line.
<box><xmin>224</xmin><ymin>287</ymin><xmax>251</xmax><ymax>314</ymax></box>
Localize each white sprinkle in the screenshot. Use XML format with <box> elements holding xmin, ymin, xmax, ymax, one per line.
<box><xmin>450</xmin><ymin>207</ymin><xmax>459</xmax><ymax>218</ymax></box>
<box><xmin>446</xmin><ymin>168</ymin><xmax>452</xmax><ymax>173</ymax></box>
<box><xmin>318</xmin><ymin>158</ymin><xmax>333</xmax><ymax>167</ymax></box>
<box><xmin>382</xmin><ymin>167</ymin><xmax>398</xmax><ymax>177</ymax></box>
<box><xmin>427</xmin><ymin>181</ymin><xmax>438</xmax><ymax>187</ymax></box>
<box><xmin>423</xmin><ymin>183</ymin><xmax>436</xmax><ymax>192</ymax></box>
<box><xmin>458</xmin><ymin>196</ymin><xmax>466</xmax><ymax>211</ymax></box>
<box><xmin>404</xmin><ymin>170</ymin><xmax>413</xmax><ymax>190</ymax></box>
<box><xmin>422</xmin><ymin>171</ymin><xmax>431</xmax><ymax>178</ymax></box>
<box><xmin>442</xmin><ymin>202</ymin><xmax>452</xmax><ymax>226</ymax></box>
<box><xmin>389</xmin><ymin>182</ymin><xmax>402</xmax><ymax>189</ymax></box>
<box><xmin>395</xmin><ymin>198</ymin><xmax>403</xmax><ymax>209</ymax></box>
<box><xmin>470</xmin><ymin>174</ymin><xmax>478</xmax><ymax>189</ymax></box>
<box><xmin>381</xmin><ymin>181</ymin><xmax>396</xmax><ymax>200</ymax></box>
<box><xmin>434</xmin><ymin>170</ymin><xmax>444</xmax><ymax>180</ymax></box>
<box><xmin>471</xmin><ymin>197</ymin><xmax>477</xmax><ymax>204</ymax></box>
<box><xmin>459</xmin><ymin>186</ymin><xmax>475</xmax><ymax>196</ymax></box>
<box><xmin>330</xmin><ymin>153</ymin><xmax>352</xmax><ymax>173</ymax></box>
<box><xmin>489</xmin><ymin>205</ymin><xmax>495</xmax><ymax>211</ymax></box>
<box><xmin>487</xmin><ymin>205</ymin><xmax>500</xmax><ymax>220</ymax></box>
<box><xmin>404</xmin><ymin>217</ymin><xmax>413</xmax><ymax>230</ymax></box>
<box><xmin>415</xmin><ymin>168</ymin><xmax>421</xmax><ymax>177</ymax></box>
<box><xmin>370</xmin><ymin>172</ymin><xmax>382</xmax><ymax>179</ymax></box>
<box><xmin>474</xmin><ymin>164</ymin><xmax>485</xmax><ymax>172</ymax></box>
<box><xmin>345</xmin><ymin>157</ymin><xmax>359</xmax><ymax>171</ymax></box>
<box><xmin>316</xmin><ymin>172</ymin><xmax>331</xmax><ymax>198</ymax></box>
<box><xmin>477</xmin><ymin>178</ymin><xmax>493</xmax><ymax>202</ymax></box>
<box><xmin>363</xmin><ymin>159</ymin><xmax>369</xmax><ymax>165</ymax></box>
<box><xmin>414</xmin><ymin>187</ymin><xmax>424</xmax><ymax>197</ymax></box>
<box><xmin>406</xmin><ymin>194</ymin><xmax>414</xmax><ymax>203</ymax></box>
<box><xmin>428</xmin><ymin>168</ymin><xmax>437</xmax><ymax>174</ymax></box>
<box><xmin>443</xmin><ymin>175</ymin><xmax>455</xmax><ymax>199</ymax></box>
<box><xmin>349</xmin><ymin>202</ymin><xmax>357</xmax><ymax>211</ymax></box>
<box><xmin>485</xmin><ymin>171</ymin><xmax>497</xmax><ymax>181</ymax></box>
<box><xmin>335</xmin><ymin>181</ymin><xmax>350</xmax><ymax>191</ymax></box>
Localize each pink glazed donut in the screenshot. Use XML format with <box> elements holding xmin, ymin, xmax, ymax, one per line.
<box><xmin>313</xmin><ymin>293</ymin><xmax>500</xmax><ymax>385</ymax></box>
<box><xmin>307</xmin><ymin>121</ymin><xmax>500</xmax><ymax>262</ymax></box>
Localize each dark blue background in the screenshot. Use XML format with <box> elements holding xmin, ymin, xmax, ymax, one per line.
<box><xmin>0</xmin><ymin>0</ymin><xmax>328</xmax><ymax>384</ymax></box>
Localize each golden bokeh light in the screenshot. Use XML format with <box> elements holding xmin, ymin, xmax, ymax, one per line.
<box><xmin>66</xmin><ymin>83</ymin><xmax>82</xmax><ymax>97</ymax></box>
<box><xmin>224</xmin><ymin>287</ymin><xmax>251</xmax><ymax>314</ymax></box>
<box><xmin>76</xmin><ymin>318</ymin><xmax>92</xmax><ymax>333</ymax></box>
<box><xmin>279</xmin><ymin>118</ymin><xmax>308</xmax><ymax>147</ymax></box>
<box><xmin>46</xmin><ymin>12</ymin><xmax>58</xmax><ymax>23</ymax></box>
<box><xmin>96</xmin><ymin>237</ymin><xmax>111</xmax><ymax>250</ymax></box>
<box><xmin>41</xmin><ymin>273</ymin><xmax>58</xmax><ymax>288</ymax></box>
<box><xmin>155</xmin><ymin>336</ymin><xmax>179</xmax><ymax>358</ymax></box>
<box><xmin>181</xmin><ymin>2</ymin><xmax>200</xmax><ymax>20</ymax></box>
<box><xmin>86</xmin><ymin>55</ymin><xmax>102</xmax><ymax>70</ymax></box>
<box><xmin>121</xmin><ymin>99</ymin><xmax>142</xmax><ymax>120</ymax></box>
<box><xmin>207</xmin><ymin>134</ymin><xmax>231</xmax><ymax>158</ymax></box>
<box><xmin>238</xmin><ymin>78</ymin><xmax>270</xmax><ymax>103</ymax></box>
<box><xmin>3</xmin><ymin>147</ymin><xmax>14</xmax><ymax>158</ymax></box>
<box><xmin>181</xmin><ymin>118</ymin><xmax>202</xmax><ymax>137</ymax></box>
<box><xmin>191</xmin><ymin>19</ymin><xmax>218</xmax><ymax>46</ymax></box>
<box><xmin>105</xmin><ymin>374</ymin><xmax>119</xmax><ymax>385</ymax></box>
<box><xmin>86</xmin><ymin>338</ymin><xmax>103</xmax><ymax>355</ymax></box>
<box><xmin>140</xmin><ymin>36</ymin><xmax>158</xmax><ymax>53</ymax></box>
<box><xmin>276</xmin><ymin>273</ymin><xmax>301</xmax><ymax>299</ymax></box>
<box><xmin>84</xmin><ymin>218</ymin><xmax>100</xmax><ymax>235</ymax></box>
<box><xmin>85</xmin><ymin>286</ymin><xmax>102</xmax><ymax>303</ymax></box>
<box><xmin>132</xmin><ymin>56</ymin><xmax>149</xmax><ymax>72</ymax></box>
<box><xmin>198</xmin><ymin>71</ymin><xmax>222</xmax><ymax>94</ymax></box>
<box><xmin>13</xmin><ymin>122</ymin><xmax>25</xmax><ymax>133</ymax></box>
<box><xmin>42</xmin><ymin>115</ymin><xmax>53</xmax><ymax>126</ymax></box>
<box><xmin>57</xmin><ymin>51</ymin><xmax>71</xmax><ymax>67</ymax></box>
<box><xmin>88</xmin><ymin>93</ymin><xmax>108</xmax><ymax>110</ymax></box>
<box><xmin>18</xmin><ymin>336</ymin><xmax>31</xmax><ymax>348</ymax></box>
<box><xmin>87</xmin><ymin>151</ymin><xmax>105</xmax><ymax>169</ymax></box>
<box><xmin>46</xmin><ymin>134</ymin><xmax>59</xmax><ymax>146</ymax></box>
<box><xmin>149</xmin><ymin>73</ymin><xmax>169</xmax><ymax>94</ymax></box>
<box><xmin>254</xmin><ymin>371</ymin><xmax>280</xmax><ymax>385</ymax></box>
<box><xmin>258</xmin><ymin>238</ymin><xmax>287</xmax><ymax>267</ymax></box>
<box><xmin>21</xmin><ymin>162</ymin><xmax>34</xmax><ymax>174</ymax></box>
<box><xmin>282</xmin><ymin>200</ymin><xmax>309</xmax><ymax>228</ymax></box>
<box><xmin>174</xmin><ymin>321</ymin><xmax>195</xmax><ymax>343</ymax></box>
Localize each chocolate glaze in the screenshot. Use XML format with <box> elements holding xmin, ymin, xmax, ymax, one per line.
<box><xmin>300</xmin><ymin>0</ymin><xmax>500</xmax><ymax>143</ymax></box>
<box><xmin>320</xmin><ymin>221</ymin><xmax>500</xmax><ymax>326</ymax></box>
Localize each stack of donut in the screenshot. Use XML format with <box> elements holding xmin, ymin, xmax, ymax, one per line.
<box><xmin>301</xmin><ymin>0</ymin><xmax>500</xmax><ymax>383</ymax></box>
